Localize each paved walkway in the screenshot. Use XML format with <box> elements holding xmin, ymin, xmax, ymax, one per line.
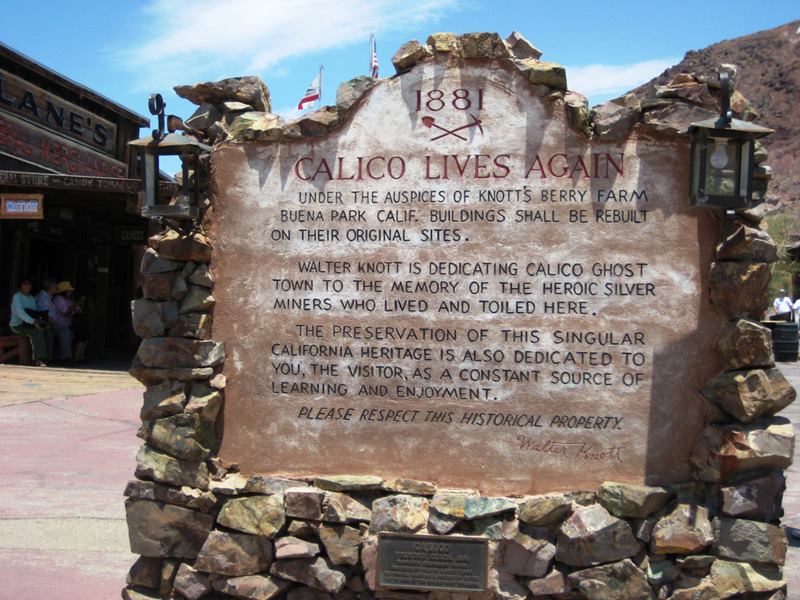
<box><xmin>774</xmin><ymin>362</ymin><xmax>800</xmax><ymax>598</ymax></box>
<box><xmin>0</xmin><ymin>363</ymin><xmax>797</xmax><ymax>598</ymax></box>
<box><xmin>0</xmin><ymin>364</ymin><xmax>142</xmax><ymax>599</ymax></box>
<box><xmin>0</xmin><ymin>363</ymin><xmax>139</xmax><ymax>406</ymax></box>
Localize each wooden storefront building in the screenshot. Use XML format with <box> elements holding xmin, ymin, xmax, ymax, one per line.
<box><xmin>0</xmin><ymin>43</ymin><xmax>152</xmax><ymax>359</ymax></box>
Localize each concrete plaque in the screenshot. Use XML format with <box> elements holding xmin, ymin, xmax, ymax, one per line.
<box><xmin>210</xmin><ymin>57</ymin><xmax>721</xmax><ymax>494</ymax></box>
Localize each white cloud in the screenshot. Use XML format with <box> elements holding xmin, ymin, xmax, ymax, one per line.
<box><xmin>121</xmin><ymin>0</ymin><xmax>458</xmax><ymax>90</ymax></box>
<box><xmin>565</xmin><ymin>58</ymin><xmax>680</xmax><ymax>100</ymax></box>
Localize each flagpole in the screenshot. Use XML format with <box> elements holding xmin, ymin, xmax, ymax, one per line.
<box><xmin>319</xmin><ymin>65</ymin><xmax>323</xmax><ymax>103</ymax></box>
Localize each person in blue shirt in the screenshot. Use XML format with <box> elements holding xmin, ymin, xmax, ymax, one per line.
<box><xmin>9</xmin><ymin>277</ymin><xmax>53</xmax><ymax>366</ymax></box>
<box><xmin>35</xmin><ymin>277</ymin><xmax>57</xmax><ymax>321</ymax></box>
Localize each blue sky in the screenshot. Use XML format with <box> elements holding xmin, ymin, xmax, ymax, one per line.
<box><xmin>2</xmin><ymin>0</ymin><xmax>797</xmax><ymax>133</ymax></box>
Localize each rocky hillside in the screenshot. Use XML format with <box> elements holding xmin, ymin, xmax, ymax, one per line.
<box><xmin>630</xmin><ymin>20</ymin><xmax>800</xmax><ymax>209</ymax></box>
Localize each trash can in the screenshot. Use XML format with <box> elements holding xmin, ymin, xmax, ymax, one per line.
<box><xmin>771</xmin><ymin>322</ymin><xmax>799</xmax><ymax>362</ymax></box>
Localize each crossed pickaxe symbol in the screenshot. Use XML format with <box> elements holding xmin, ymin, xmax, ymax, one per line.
<box><xmin>421</xmin><ymin>113</ymin><xmax>483</xmax><ymax>141</ymax></box>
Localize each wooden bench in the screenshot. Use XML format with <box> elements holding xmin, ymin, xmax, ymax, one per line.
<box><xmin>0</xmin><ymin>335</ymin><xmax>31</xmax><ymax>365</ymax></box>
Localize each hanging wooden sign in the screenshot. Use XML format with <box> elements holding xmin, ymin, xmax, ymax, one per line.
<box><xmin>0</xmin><ymin>192</ymin><xmax>44</xmax><ymax>219</ymax></box>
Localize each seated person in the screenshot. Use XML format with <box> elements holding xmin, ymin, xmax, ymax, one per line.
<box><xmin>9</xmin><ymin>277</ymin><xmax>53</xmax><ymax>366</ymax></box>
<box><xmin>35</xmin><ymin>277</ymin><xmax>57</xmax><ymax>321</ymax></box>
<box><xmin>52</xmin><ymin>281</ymin><xmax>80</xmax><ymax>361</ymax></box>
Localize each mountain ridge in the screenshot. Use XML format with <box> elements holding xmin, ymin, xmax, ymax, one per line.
<box><xmin>629</xmin><ymin>20</ymin><xmax>800</xmax><ymax>208</ymax></box>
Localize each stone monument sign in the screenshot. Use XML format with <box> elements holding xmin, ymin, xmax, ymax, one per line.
<box><xmin>125</xmin><ymin>33</ymin><xmax>794</xmax><ymax>599</ymax></box>
<box><xmin>210</xmin><ymin>50</ymin><xmax>720</xmax><ymax>494</ymax></box>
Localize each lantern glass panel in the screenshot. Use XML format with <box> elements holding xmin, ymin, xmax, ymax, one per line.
<box><xmin>739</xmin><ymin>140</ymin><xmax>751</xmax><ymax>199</ymax></box>
<box><xmin>704</xmin><ymin>137</ymin><xmax>738</xmax><ymax>197</ymax></box>
<box><xmin>690</xmin><ymin>139</ymin><xmax>701</xmax><ymax>198</ymax></box>
<box><xmin>144</xmin><ymin>151</ymin><xmax>157</xmax><ymax>210</ymax></box>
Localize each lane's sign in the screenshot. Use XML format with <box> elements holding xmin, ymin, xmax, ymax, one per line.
<box><xmin>0</xmin><ymin>68</ymin><xmax>118</xmax><ymax>156</ymax></box>
<box><xmin>0</xmin><ymin>111</ymin><xmax>126</xmax><ymax>177</ymax></box>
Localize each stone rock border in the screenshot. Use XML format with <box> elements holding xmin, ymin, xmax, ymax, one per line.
<box><xmin>124</xmin><ymin>31</ymin><xmax>793</xmax><ymax>599</ymax></box>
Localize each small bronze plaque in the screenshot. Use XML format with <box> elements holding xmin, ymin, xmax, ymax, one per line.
<box><xmin>377</xmin><ymin>533</ymin><xmax>488</xmax><ymax>592</ymax></box>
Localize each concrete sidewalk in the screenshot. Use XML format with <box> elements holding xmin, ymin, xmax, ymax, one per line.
<box><xmin>0</xmin><ymin>363</ymin><xmax>797</xmax><ymax>599</ymax></box>
<box><xmin>773</xmin><ymin>362</ymin><xmax>800</xmax><ymax>598</ymax></box>
<box><xmin>0</xmin><ymin>363</ymin><xmax>138</xmax><ymax>406</ymax></box>
<box><xmin>0</xmin><ymin>365</ymin><xmax>142</xmax><ymax>599</ymax></box>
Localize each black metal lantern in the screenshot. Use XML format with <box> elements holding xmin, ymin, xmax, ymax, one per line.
<box><xmin>128</xmin><ymin>94</ymin><xmax>211</xmax><ymax>221</ymax></box>
<box><xmin>688</xmin><ymin>71</ymin><xmax>773</xmax><ymax>210</ymax></box>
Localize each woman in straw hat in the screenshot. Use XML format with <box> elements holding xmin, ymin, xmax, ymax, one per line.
<box><xmin>52</xmin><ymin>281</ymin><xmax>80</xmax><ymax>361</ymax></box>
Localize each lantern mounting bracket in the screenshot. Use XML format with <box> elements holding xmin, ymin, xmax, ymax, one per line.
<box><xmin>148</xmin><ymin>94</ymin><xmax>166</xmax><ymax>141</ymax></box>
<box><xmin>717</xmin><ymin>70</ymin><xmax>733</xmax><ymax>128</ymax></box>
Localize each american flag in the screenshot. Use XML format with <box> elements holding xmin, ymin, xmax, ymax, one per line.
<box><xmin>369</xmin><ymin>34</ymin><xmax>379</xmax><ymax>79</ymax></box>
<box><xmin>297</xmin><ymin>66</ymin><xmax>323</xmax><ymax>110</ymax></box>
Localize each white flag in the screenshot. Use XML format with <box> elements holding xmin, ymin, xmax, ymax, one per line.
<box><xmin>297</xmin><ymin>66</ymin><xmax>323</xmax><ymax>110</ymax></box>
<box><xmin>370</xmin><ymin>34</ymin><xmax>379</xmax><ymax>78</ymax></box>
